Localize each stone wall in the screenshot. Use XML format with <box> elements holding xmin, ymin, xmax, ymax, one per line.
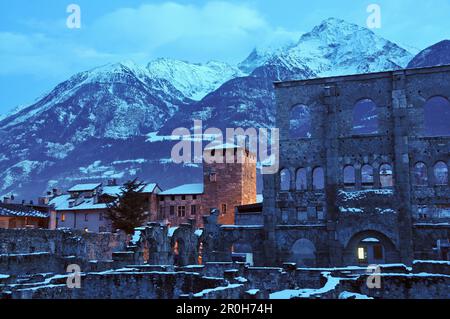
<box><xmin>0</xmin><ymin>228</ymin><xmax>126</xmax><ymax>261</ymax></box>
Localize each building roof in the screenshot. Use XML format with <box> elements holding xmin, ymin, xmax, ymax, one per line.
<box><xmin>102</xmin><ymin>183</ymin><xmax>159</xmax><ymax>197</ymax></box>
<box><xmin>0</xmin><ymin>203</ymin><xmax>49</xmax><ymax>218</ymax></box>
<box><xmin>68</xmin><ymin>183</ymin><xmax>102</xmax><ymax>192</ymax></box>
<box><xmin>49</xmin><ymin>195</ymin><xmax>109</xmax><ymax>211</ymax></box>
<box><xmin>204</xmin><ymin>143</ymin><xmax>243</xmax><ymax>150</ymax></box>
<box><xmin>159</xmin><ymin>183</ymin><xmax>204</xmax><ymax>196</ymax></box>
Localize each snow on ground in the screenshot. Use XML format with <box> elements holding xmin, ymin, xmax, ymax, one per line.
<box><xmin>339</xmin><ymin>291</ymin><xmax>373</xmax><ymax>299</ymax></box>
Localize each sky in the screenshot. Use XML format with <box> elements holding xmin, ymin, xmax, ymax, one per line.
<box><xmin>0</xmin><ymin>0</ymin><xmax>449</xmax><ymax>115</ymax></box>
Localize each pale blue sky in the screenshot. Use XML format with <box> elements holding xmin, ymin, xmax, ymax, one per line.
<box><xmin>1</xmin><ymin>0</ymin><xmax>449</xmax><ymax>114</ymax></box>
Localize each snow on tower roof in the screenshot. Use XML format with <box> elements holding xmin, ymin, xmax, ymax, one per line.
<box><xmin>159</xmin><ymin>183</ymin><xmax>204</xmax><ymax>195</ymax></box>
<box><xmin>68</xmin><ymin>183</ymin><xmax>102</xmax><ymax>192</ymax></box>
<box><xmin>204</xmin><ymin>143</ymin><xmax>243</xmax><ymax>150</ymax></box>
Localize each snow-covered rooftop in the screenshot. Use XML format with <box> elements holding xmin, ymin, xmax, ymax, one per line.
<box><xmin>159</xmin><ymin>183</ymin><xmax>204</xmax><ymax>195</ymax></box>
<box><xmin>49</xmin><ymin>195</ymin><xmax>109</xmax><ymax>211</ymax></box>
<box><xmin>68</xmin><ymin>183</ymin><xmax>102</xmax><ymax>192</ymax></box>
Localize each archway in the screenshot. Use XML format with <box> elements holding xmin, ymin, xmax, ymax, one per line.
<box><xmin>344</xmin><ymin>230</ymin><xmax>400</xmax><ymax>266</ymax></box>
<box><xmin>289</xmin><ymin>238</ymin><xmax>316</xmax><ymax>267</ymax></box>
<box><xmin>424</xmin><ymin>96</ymin><xmax>450</xmax><ymax>137</ymax></box>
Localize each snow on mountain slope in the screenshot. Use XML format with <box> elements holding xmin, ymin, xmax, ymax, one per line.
<box><xmin>241</xmin><ymin>18</ymin><xmax>413</xmax><ymax>79</ymax></box>
<box><xmin>147</xmin><ymin>58</ymin><xmax>244</xmax><ymax>100</ymax></box>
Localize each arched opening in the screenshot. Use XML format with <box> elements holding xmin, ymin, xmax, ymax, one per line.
<box><xmin>296</xmin><ymin>168</ymin><xmax>307</xmax><ymax>191</ymax></box>
<box><xmin>379</xmin><ymin>164</ymin><xmax>394</xmax><ymax>188</ymax></box>
<box><xmin>413</xmin><ymin>162</ymin><xmax>428</xmax><ymax>186</ymax></box>
<box><xmin>361</xmin><ymin>165</ymin><xmax>374</xmax><ymax>188</ymax></box>
<box><xmin>289</xmin><ymin>238</ymin><xmax>316</xmax><ymax>267</ymax></box>
<box><xmin>434</xmin><ymin>161</ymin><xmax>449</xmax><ymax>185</ymax></box>
<box><xmin>280</xmin><ymin>168</ymin><xmax>291</xmax><ymax>191</ymax></box>
<box><xmin>352</xmin><ymin>99</ymin><xmax>379</xmax><ymax>135</ymax></box>
<box><xmin>424</xmin><ymin>96</ymin><xmax>450</xmax><ymax>137</ymax></box>
<box><xmin>344</xmin><ymin>231</ymin><xmax>400</xmax><ymax>266</ymax></box>
<box><xmin>173</xmin><ymin>239</ymin><xmax>185</xmax><ymax>266</ymax></box>
<box><xmin>312</xmin><ymin>167</ymin><xmax>325</xmax><ymax>190</ymax></box>
<box><xmin>343</xmin><ymin>165</ymin><xmax>356</xmax><ymax>188</ymax></box>
<box><xmin>289</xmin><ymin>104</ymin><xmax>311</xmax><ymax>139</ymax></box>
<box><xmin>231</xmin><ymin>242</ymin><xmax>254</xmax><ymax>266</ymax></box>
<box><xmin>356</xmin><ymin>237</ymin><xmax>385</xmax><ymax>265</ymax></box>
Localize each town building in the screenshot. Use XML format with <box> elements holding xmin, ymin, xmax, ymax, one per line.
<box><xmin>0</xmin><ymin>197</ymin><xmax>55</xmax><ymax>229</ymax></box>
<box><xmin>49</xmin><ymin>181</ymin><xmax>161</xmax><ymax>232</ymax></box>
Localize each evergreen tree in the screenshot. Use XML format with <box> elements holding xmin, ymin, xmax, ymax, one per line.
<box><xmin>106</xmin><ymin>178</ymin><xmax>148</xmax><ymax>234</ymax></box>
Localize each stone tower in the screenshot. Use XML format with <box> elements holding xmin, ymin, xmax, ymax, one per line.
<box><xmin>202</xmin><ymin>143</ymin><xmax>257</xmax><ymax>225</ymax></box>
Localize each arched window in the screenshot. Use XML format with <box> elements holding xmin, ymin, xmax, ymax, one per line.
<box><xmin>296</xmin><ymin>168</ymin><xmax>307</xmax><ymax>190</ymax></box>
<box><xmin>343</xmin><ymin>165</ymin><xmax>356</xmax><ymax>187</ymax></box>
<box><xmin>352</xmin><ymin>99</ymin><xmax>379</xmax><ymax>135</ymax></box>
<box><xmin>280</xmin><ymin>169</ymin><xmax>291</xmax><ymax>191</ymax></box>
<box><xmin>434</xmin><ymin>161</ymin><xmax>448</xmax><ymax>185</ymax></box>
<box><xmin>413</xmin><ymin>162</ymin><xmax>428</xmax><ymax>186</ymax></box>
<box><xmin>289</xmin><ymin>104</ymin><xmax>311</xmax><ymax>139</ymax></box>
<box><xmin>312</xmin><ymin>167</ymin><xmax>325</xmax><ymax>190</ymax></box>
<box><xmin>380</xmin><ymin>164</ymin><xmax>394</xmax><ymax>188</ymax></box>
<box><xmin>424</xmin><ymin>96</ymin><xmax>450</xmax><ymax>137</ymax></box>
<box><xmin>361</xmin><ymin>165</ymin><xmax>374</xmax><ymax>187</ymax></box>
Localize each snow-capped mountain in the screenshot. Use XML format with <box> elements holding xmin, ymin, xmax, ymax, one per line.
<box><xmin>147</xmin><ymin>58</ymin><xmax>244</xmax><ymax>100</ymax></box>
<box><xmin>0</xmin><ymin>18</ymin><xmax>417</xmax><ymax>199</ymax></box>
<box><xmin>407</xmin><ymin>40</ymin><xmax>450</xmax><ymax>68</ymax></box>
<box><xmin>242</xmin><ymin>18</ymin><xmax>413</xmax><ymax>80</ymax></box>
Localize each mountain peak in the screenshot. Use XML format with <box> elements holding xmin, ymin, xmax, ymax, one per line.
<box><xmin>407</xmin><ymin>40</ymin><xmax>450</xmax><ymax>68</ymax></box>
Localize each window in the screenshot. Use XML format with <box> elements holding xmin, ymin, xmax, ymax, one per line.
<box><xmin>296</xmin><ymin>168</ymin><xmax>307</xmax><ymax>190</ymax></box>
<box><xmin>84</xmin><ymin>214</ymin><xmax>89</xmax><ymax>222</ymax></box>
<box><xmin>297</xmin><ymin>208</ymin><xmax>307</xmax><ymax>221</ymax></box>
<box><xmin>343</xmin><ymin>165</ymin><xmax>356</xmax><ymax>187</ymax></box>
<box><xmin>61</xmin><ymin>213</ymin><xmax>66</xmax><ymax>222</ymax></box>
<box><xmin>99</xmin><ymin>213</ymin><xmax>103</xmax><ymax>221</ymax></box>
<box><xmin>424</xmin><ymin>96</ymin><xmax>450</xmax><ymax>137</ymax></box>
<box><xmin>289</xmin><ymin>104</ymin><xmax>311</xmax><ymax>139</ymax></box>
<box><xmin>221</xmin><ymin>204</ymin><xmax>227</xmax><ymax>215</ymax></box>
<box><xmin>316</xmin><ymin>206</ymin><xmax>325</xmax><ymax>221</ymax></box>
<box><xmin>280</xmin><ymin>169</ymin><xmax>291</xmax><ymax>191</ymax></box>
<box><xmin>171</xmin><ymin>196</ymin><xmax>175</xmax><ymax>201</ymax></box>
<box><xmin>193</xmin><ymin>195</ymin><xmax>197</xmax><ymax>200</ymax></box>
<box><xmin>181</xmin><ymin>195</ymin><xmax>186</xmax><ymax>200</ymax></box>
<box><xmin>361</xmin><ymin>165</ymin><xmax>374</xmax><ymax>187</ymax></box>
<box><xmin>312</xmin><ymin>167</ymin><xmax>325</xmax><ymax>190</ymax></box>
<box><xmin>281</xmin><ymin>209</ymin><xmax>289</xmax><ymax>223</ymax></box>
<box><xmin>177</xmin><ymin>206</ymin><xmax>186</xmax><ymax>217</ymax></box>
<box><xmin>357</xmin><ymin>247</ymin><xmax>366</xmax><ymax>261</ymax></box>
<box><xmin>190</xmin><ymin>205</ymin><xmax>197</xmax><ymax>215</ymax></box>
<box><xmin>159</xmin><ymin>206</ymin><xmax>165</xmax><ymax>219</ymax></box>
<box><xmin>373</xmin><ymin>245</ymin><xmax>384</xmax><ymax>260</ymax></box>
<box><xmin>414</xmin><ymin>162</ymin><xmax>428</xmax><ymax>186</ymax></box>
<box><xmin>352</xmin><ymin>99</ymin><xmax>378</xmax><ymax>135</ymax></box>
<box><xmin>170</xmin><ymin>206</ymin><xmax>175</xmax><ymax>216</ymax></box>
<box><xmin>379</xmin><ymin>164</ymin><xmax>394</xmax><ymax>188</ymax></box>
<box><xmin>210</xmin><ymin>172</ymin><xmax>217</xmax><ymax>182</ymax></box>
<box><xmin>434</xmin><ymin>161</ymin><xmax>449</xmax><ymax>185</ymax></box>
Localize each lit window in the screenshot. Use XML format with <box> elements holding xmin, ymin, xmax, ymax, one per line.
<box><xmin>61</xmin><ymin>213</ymin><xmax>66</xmax><ymax>222</ymax></box>
<box><xmin>177</xmin><ymin>206</ymin><xmax>186</xmax><ymax>217</ymax></box>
